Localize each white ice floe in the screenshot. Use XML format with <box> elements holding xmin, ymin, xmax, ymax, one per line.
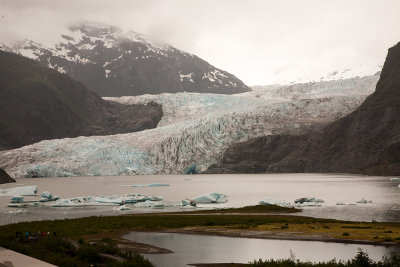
<box><xmin>4</xmin><ymin>209</ymin><xmax>27</xmax><ymax>214</ymax></box>
<box><xmin>113</xmin><ymin>205</ymin><xmax>131</xmax><ymax>211</ymax></box>
<box><xmin>0</xmin><ymin>186</ymin><xmax>38</xmax><ymax>196</ymax></box>
<box><xmin>356</xmin><ymin>198</ymin><xmax>372</xmax><ymax>204</ymax></box>
<box><xmin>123</xmin><ymin>193</ymin><xmax>162</xmax><ymax>203</ymax></box>
<box><xmin>135</xmin><ymin>200</ymin><xmax>164</xmax><ymax>208</ymax></box>
<box><xmin>192</xmin><ymin>193</ymin><xmax>228</xmax><ymax>204</ymax></box>
<box><xmin>259</xmin><ymin>198</ymin><xmax>291</xmax><ymax>207</ymax></box>
<box><xmin>49</xmin><ymin>196</ymin><xmax>120</xmax><ymax>207</ymax></box>
<box><xmin>129</xmin><ymin>183</ymin><xmax>170</xmax><ymax>187</ymax></box>
<box><xmin>7</xmin><ymin>202</ymin><xmax>41</xmax><ymax>208</ymax></box>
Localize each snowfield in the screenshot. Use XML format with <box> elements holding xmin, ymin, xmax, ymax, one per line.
<box><xmin>0</xmin><ymin>75</ymin><xmax>379</xmax><ymax>177</ymax></box>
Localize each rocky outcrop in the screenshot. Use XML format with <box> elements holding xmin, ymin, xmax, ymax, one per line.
<box><xmin>0</xmin><ymin>168</ymin><xmax>16</xmax><ymax>184</ymax></box>
<box><xmin>4</xmin><ymin>22</ymin><xmax>250</xmax><ymax>96</ymax></box>
<box><xmin>0</xmin><ymin>50</ymin><xmax>162</xmax><ymax>150</ymax></box>
<box><xmin>204</xmin><ymin>135</ymin><xmax>306</xmax><ymax>174</ymax></box>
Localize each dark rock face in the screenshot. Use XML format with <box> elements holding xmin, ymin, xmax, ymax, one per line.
<box><xmin>7</xmin><ymin>22</ymin><xmax>250</xmax><ymax>96</ymax></box>
<box><xmin>0</xmin><ymin>168</ymin><xmax>16</xmax><ymax>184</ymax></box>
<box><xmin>204</xmin><ymin>135</ymin><xmax>307</xmax><ymax>174</ymax></box>
<box><xmin>0</xmin><ymin>51</ymin><xmax>163</xmax><ymax>151</ymax></box>
<box><xmin>207</xmin><ymin>42</ymin><xmax>400</xmax><ymax>176</ymax></box>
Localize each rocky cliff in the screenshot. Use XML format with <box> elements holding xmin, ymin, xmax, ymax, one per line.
<box><xmin>0</xmin><ymin>168</ymin><xmax>16</xmax><ymax>184</ymax></box>
<box><xmin>0</xmin><ymin>50</ymin><xmax>162</xmax><ymax>150</ymax></box>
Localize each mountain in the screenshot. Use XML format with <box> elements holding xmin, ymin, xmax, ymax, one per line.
<box><xmin>3</xmin><ymin>22</ymin><xmax>250</xmax><ymax>97</ymax></box>
<box><xmin>0</xmin><ymin>50</ymin><xmax>162</xmax><ymax>151</ymax></box>
<box><xmin>0</xmin><ymin>74</ymin><xmax>377</xmax><ymax>178</ymax></box>
<box><xmin>207</xmin><ymin>42</ymin><xmax>400</xmax><ymax>176</ymax></box>
<box><xmin>0</xmin><ymin>168</ymin><xmax>15</xmax><ymax>184</ymax></box>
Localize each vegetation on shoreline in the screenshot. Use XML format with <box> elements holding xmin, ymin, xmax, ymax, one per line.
<box><xmin>181</xmin><ymin>204</ymin><xmax>300</xmax><ymax>214</ymax></box>
<box><xmin>1</xmin><ymin>205</ymin><xmax>400</xmax><ymax>266</ymax></box>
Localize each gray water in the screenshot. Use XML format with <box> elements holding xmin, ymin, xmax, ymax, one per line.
<box><xmin>1</xmin><ymin>173</ymin><xmax>400</xmax><ymax>225</ymax></box>
<box><xmin>124</xmin><ymin>231</ymin><xmax>400</xmax><ymax>267</ymax></box>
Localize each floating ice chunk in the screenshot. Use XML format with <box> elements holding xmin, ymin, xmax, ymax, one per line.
<box><xmin>10</xmin><ymin>196</ymin><xmax>24</xmax><ymax>203</ymax></box>
<box><xmin>192</xmin><ymin>193</ymin><xmax>228</xmax><ymax>203</ymax></box>
<box><xmin>259</xmin><ymin>198</ymin><xmax>290</xmax><ymax>207</ymax></box>
<box><xmin>294</xmin><ymin>197</ymin><xmax>324</xmax><ymax>204</ymax></box>
<box><xmin>122</xmin><ymin>193</ymin><xmax>162</xmax><ymax>203</ymax></box>
<box><xmin>182</xmin><ymin>199</ymin><xmax>197</xmax><ymax>207</ymax></box>
<box><xmin>94</xmin><ymin>195</ymin><xmax>124</xmax><ymax>205</ymax></box>
<box><xmin>39</xmin><ymin>191</ymin><xmax>60</xmax><ymax>202</ymax></box>
<box><xmin>4</xmin><ymin>209</ymin><xmax>27</xmax><ymax>214</ymax></box>
<box><xmin>0</xmin><ymin>186</ymin><xmax>38</xmax><ymax>196</ymax></box>
<box><xmin>336</xmin><ymin>202</ymin><xmax>346</xmax><ymax>205</ymax></box>
<box><xmin>356</xmin><ymin>198</ymin><xmax>372</xmax><ymax>204</ymax></box>
<box><xmin>135</xmin><ymin>200</ymin><xmax>164</xmax><ymax>208</ymax></box>
<box><xmin>113</xmin><ymin>205</ymin><xmax>131</xmax><ymax>211</ymax></box>
<box><xmin>293</xmin><ymin>202</ymin><xmax>322</xmax><ymax>207</ymax></box>
<box><xmin>130</xmin><ymin>183</ymin><xmax>170</xmax><ymax>187</ymax></box>
<box><xmin>389</xmin><ymin>178</ymin><xmax>400</xmax><ymax>182</ymax></box>
<box><xmin>50</xmin><ymin>198</ymin><xmax>87</xmax><ymax>207</ymax></box>
<box><xmin>7</xmin><ymin>202</ymin><xmax>41</xmax><ymax>208</ymax></box>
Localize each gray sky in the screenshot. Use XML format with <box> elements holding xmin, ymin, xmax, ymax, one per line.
<box><xmin>1</xmin><ymin>0</ymin><xmax>400</xmax><ymax>85</ymax></box>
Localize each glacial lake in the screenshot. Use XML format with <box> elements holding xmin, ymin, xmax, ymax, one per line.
<box><xmin>1</xmin><ymin>173</ymin><xmax>400</xmax><ymax>225</ymax></box>
<box><xmin>123</xmin><ymin>231</ymin><xmax>400</xmax><ymax>267</ymax></box>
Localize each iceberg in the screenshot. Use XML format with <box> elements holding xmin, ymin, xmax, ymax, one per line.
<box><xmin>130</xmin><ymin>183</ymin><xmax>170</xmax><ymax>187</ymax></box>
<box><xmin>113</xmin><ymin>205</ymin><xmax>131</xmax><ymax>211</ymax></box>
<box><xmin>123</xmin><ymin>193</ymin><xmax>162</xmax><ymax>203</ymax></box>
<box><xmin>182</xmin><ymin>199</ymin><xmax>197</xmax><ymax>207</ymax></box>
<box><xmin>10</xmin><ymin>195</ymin><xmax>24</xmax><ymax>203</ymax></box>
<box><xmin>192</xmin><ymin>192</ymin><xmax>228</xmax><ymax>204</ymax></box>
<box><xmin>7</xmin><ymin>202</ymin><xmax>41</xmax><ymax>208</ymax></box>
<box><xmin>0</xmin><ymin>186</ymin><xmax>38</xmax><ymax>196</ymax></box>
<box><xmin>356</xmin><ymin>198</ymin><xmax>372</xmax><ymax>204</ymax></box>
<box><xmin>39</xmin><ymin>191</ymin><xmax>60</xmax><ymax>202</ymax></box>
<box><xmin>93</xmin><ymin>195</ymin><xmax>124</xmax><ymax>205</ymax></box>
<box><xmin>259</xmin><ymin>198</ymin><xmax>291</xmax><ymax>207</ymax></box>
<box><xmin>135</xmin><ymin>200</ymin><xmax>164</xmax><ymax>208</ymax></box>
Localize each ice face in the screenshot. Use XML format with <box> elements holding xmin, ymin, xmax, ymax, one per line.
<box><xmin>0</xmin><ymin>76</ymin><xmax>378</xmax><ymax>177</ymax></box>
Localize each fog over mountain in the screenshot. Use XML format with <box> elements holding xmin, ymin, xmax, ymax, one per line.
<box><xmin>1</xmin><ymin>0</ymin><xmax>399</xmax><ymax>85</ymax></box>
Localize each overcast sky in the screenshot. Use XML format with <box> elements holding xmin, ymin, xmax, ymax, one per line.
<box><xmin>1</xmin><ymin>0</ymin><xmax>400</xmax><ymax>85</ymax></box>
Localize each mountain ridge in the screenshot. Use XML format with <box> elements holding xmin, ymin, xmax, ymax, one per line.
<box><xmin>3</xmin><ymin>22</ymin><xmax>250</xmax><ymax>97</ymax></box>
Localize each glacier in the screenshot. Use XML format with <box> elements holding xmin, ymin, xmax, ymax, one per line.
<box><xmin>0</xmin><ymin>75</ymin><xmax>378</xmax><ymax>177</ymax></box>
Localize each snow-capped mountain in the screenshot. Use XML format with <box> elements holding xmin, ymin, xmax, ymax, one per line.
<box><xmin>249</xmin><ymin>74</ymin><xmax>380</xmax><ymax>100</ymax></box>
<box><xmin>2</xmin><ymin>22</ymin><xmax>250</xmax><ymax>96</ymax></box>
<box><xmin>0</xmin><ymin>75</ymin><xmax>378</xmax><ymax>178</ymax></box>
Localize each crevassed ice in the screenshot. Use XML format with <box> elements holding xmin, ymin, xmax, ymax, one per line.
<box><xmin>0</xmin><ymin>76</ymin><xmax>378</xmax><ymax>178</ymax></box>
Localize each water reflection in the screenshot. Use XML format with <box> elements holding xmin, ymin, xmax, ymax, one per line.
<box><xmin>124</xmin><ymin>232</ymin><xmax>400</xmax><ymax>267</ymax></box>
